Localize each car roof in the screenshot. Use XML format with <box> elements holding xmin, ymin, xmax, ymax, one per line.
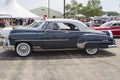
<box><xmin>46</xmin><ymin>18</ymin><xmax>80</xmax><ymax>23</ymax></box>
<box><xmin>45</xmin><ymin>18</ymin><xmax>88</xmax><ymax>27</ymax></box>
<box><xmin>42</xmin><ymin>19</ymin><xmax>89</xmax><ymax>32</ymax></box>
<box><xmin>111</xmin><ymin>21</ymin><xmax>120</xmax><ymax>24</ymax></box>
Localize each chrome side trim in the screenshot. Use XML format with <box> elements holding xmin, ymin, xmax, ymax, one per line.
<box><xmin>77</xmin><ymin>41</ymin><xmax>109</xmax><ymax>49</ymax></box>
<box><xmin>108</xmin><ymin>44</ymin><xmax>117</xmax><ymax>48</ymax></box>
<box><xmin>77</xmin><ymin>41</ymin><xmax>115</xmax><ymax>49</ymax></box>
<box><xmin>16</xmin><ymin>39</ymin><xmax>69</xmax><ymax>42</ymax></box>
<box><xmin>33</xmin><ymin>48</ymin><xmax>78</xmax><ymax>51</ymax></box>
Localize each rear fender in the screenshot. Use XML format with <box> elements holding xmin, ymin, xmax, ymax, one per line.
<box><xmin>77</xmin><ymin>34</ymin><xmax>108</xmax><ymax>49</ymax></box>
<box><xmin>103</xmin><ymin>30</ymin><xmax>113</xmax><ymax>38</ymax></box>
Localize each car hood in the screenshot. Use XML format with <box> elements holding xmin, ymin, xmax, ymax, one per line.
<box><xmin>0</xmin><ymin>26</ymin><xmax>37</xmax><ymax>38</ymax></box>
<box><xmin>10</xmin><ymin>28</ymin><xmax>40</xmax><ymax>35</ymax></box>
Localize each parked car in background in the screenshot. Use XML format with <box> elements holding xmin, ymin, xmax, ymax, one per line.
<box><xmin>3</xmin><ymin>19</ymin><xmax>117</xmax><ymax>57</ymax></box>
<box><xmin>85</xmin><ymin>19</ymin><xmax>104</xmax><ymax>27</ymax></box>
<box><xmin>93</xmin><ymin>21</ymin><xmax>120</xmax><ymax>37</ymax></box>
<box><xmin>0</xmin><ymin>20</ymin><xmax>43</xmax><ymax>38</ymax></box>
<box><xmin>93</xmin><ymin>19</ymin><xmax>104</xmax><ymax>27</ymax></box>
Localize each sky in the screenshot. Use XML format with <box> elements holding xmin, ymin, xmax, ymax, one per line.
<box><xmin>1</xmin><ymin>0</ymin><xmax>120</xmax><ymax>13</ymax></box>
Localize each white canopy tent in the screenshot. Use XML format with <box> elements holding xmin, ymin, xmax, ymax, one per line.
<box><xmin>0</xmin><ymin>7</ymin><xmax>12</xmax><ymax>18</ymax></box>
<box><xmin>0</xmin><ymin>0</ymin><xmax>39</xmax><ymax>18</ymax></box>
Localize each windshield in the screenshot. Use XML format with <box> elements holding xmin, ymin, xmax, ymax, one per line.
<box><xmin>39</xmin><ymin>22</ymin><xmax>48</xmax><ymax>30</ymax></box>
<box><xmin>101</xmin><ymin>22</ymin><xmax>113</xmax><ymax>27</ymax></box>
<box><xmin>28</xmin><ymin>22</ymin><xmax>37</xmax><ymax>27</ymax></box>
<box><xmin>29</xmin><ymin>21</ymin><xmax>42</xmax><ymax>28</ymax></box>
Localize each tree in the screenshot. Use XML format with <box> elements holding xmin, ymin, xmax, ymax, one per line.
<box><xmin>87</xmin><ymin>0</ymin><xmax>102</xmax><ymax>9</ymax></box>
<box><xmin>80</xmin><ymin>6</ymin><xmax>93</xmax><ymax>17</ymax></box>
<box><xmin>65</xmin><ymin>0</ymin><xmax>103</xmax><ymax>18</ymax></box>
<box><xmin>65</xmin><ymin>4</ymin><xmax>71</xmax><ymax>17</ymax></box>
<box><xmin>80</xmin><ymin>0</ymin><xmax>102</xmax><ymax>17</ymax></box>
<box><xmin>87</xmin><ymin>0</ymin><xmax>102</xmax><ymax>16</ymax></box>
<box><xmin>65</xmin><ymin>0</ymin><xmax>82</xmax><ymax>17</ymax></box>
<box><xmin>103</xmin><ymin>11</ymin><xmax>120</xmax><ymax>16</ymax></box>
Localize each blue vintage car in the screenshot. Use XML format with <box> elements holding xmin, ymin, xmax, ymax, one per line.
<box><xmin>3</xmin><ymin>19</ymin><xmax>117</xmax><ymax>57</ymax></box>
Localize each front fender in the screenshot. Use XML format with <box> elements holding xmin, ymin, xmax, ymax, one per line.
<box><xmin>9</xmin><ymin>33</ymin><xmax>36</xmax><ymax>45</ymax></box>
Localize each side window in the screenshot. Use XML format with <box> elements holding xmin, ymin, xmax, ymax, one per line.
<box><xmin>118</xmin><ymin>23</ymin><xmax>120</xmax><ymax>26</ymax></box>
<box><xmin>41</xmin><ymin>22</ymin><xmax>49</xmax><ymax>30</ymax></box>
<box><xmin>33</xmin><ymin>22</ymin><xmax>42</xmax><ymax>28</ymax></box>
<box><xmin>63</xmin><ymin>23</ymin><xmax>79</xmax><ymax>31</ymax></box>
<box><xmin>44</xmin><ymin>22</ymin><xmax>79</xmax><ymax>31</ymax></box>
<box><xmin>46</xmin><ymin>22</ymin><xmax>59</xmax><ymax>30</ymax></box>
<box><xmin>53</xmin><ymin>23</ymin><xmax>59</xmax><ymax>30</ymax></box>
<box><xmin>112</xmin><ymin>23</ymin><xmax>118</xmax><ymax>26</ymax></box>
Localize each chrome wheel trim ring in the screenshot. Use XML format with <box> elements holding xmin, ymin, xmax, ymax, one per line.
<box><xmin>16</xmin><ymin>43</ymin><xmax>30</xmax><ymax>56</ymax></box>
<box><xmin>86</xmin><ymin>48</ymin><xmax>98</xmax><ymax>55</ymax></box>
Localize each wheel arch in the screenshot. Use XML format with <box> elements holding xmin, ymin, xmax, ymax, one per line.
<box><xmin>15</xmin><ymin>41</ymin><xmax>33</xmax><ymax>49</ymax></box>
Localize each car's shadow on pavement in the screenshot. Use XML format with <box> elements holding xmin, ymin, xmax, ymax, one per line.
<box><xmin>114</xmin><ymin>36</ymin><xmax>120</xmax><ymax>39</ymax></box>
<box><xmin>0</xmin><ymin>50</ymin><xmax>116</xmax><ymax>60</ymax></box>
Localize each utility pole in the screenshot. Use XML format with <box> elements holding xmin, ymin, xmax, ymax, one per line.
<box><xmin>48</xmin><ymin>0</ymin><xmax>50</xmax><ymax>18</ymax></box>
<box><xmin>63</xmin><ymin>0</ymin><xmax>65</xmax><ymax>18</ymax></box>
<box><xmin>119</xmin><ymin>4</ymin><xmax>120</xmax><ymax>15</ymax></box>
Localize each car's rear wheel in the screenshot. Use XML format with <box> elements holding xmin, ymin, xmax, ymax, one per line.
<box><xmin>16</xmin><ymin>43</ymin><xmax>31</xmax><ymax>57</ymax></box>
<box><xmin>84</xmin><ymin>48</ymin><xmax>98</xmax><ymax>55</ymax></box>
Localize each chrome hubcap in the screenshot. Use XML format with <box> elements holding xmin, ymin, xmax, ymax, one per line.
<box><xmin>17</xmin><ymin>43</ymin><xmax>30</xmax><ymax>56</ymax></box>
<box><xmin>86</xmin><ymin>48</ymin><xmax>98</xmax><ymax>55</ymax></box>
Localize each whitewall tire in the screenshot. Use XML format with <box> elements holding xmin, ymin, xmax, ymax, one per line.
<box><xmin>16</xmin><ymin>43</ymin><xmax>31</xmax><ymax>57</ymax></box>
<box><xmin>85</xmin><ymin>48</ymin><xmax>98</xmax><ymax>55</ymax></box>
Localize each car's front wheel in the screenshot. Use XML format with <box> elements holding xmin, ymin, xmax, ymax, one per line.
<box><xmin>16</xmin><ymin>43</ymin><xmax>31</xmax><ymax>57</ymax></box>
<box><xmin>84</xmin><ymin>48</ymin><xmax>98</xmax><ymax>55</ymax></box>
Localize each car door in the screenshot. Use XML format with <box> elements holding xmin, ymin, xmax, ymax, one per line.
<box><xmin>43</xmin><ymin>22</ymin><xmax>70</xmax><ymax>49</ymax></box>
<box><xmin>62</xmin><ymin>23</ymin><xmax>84</xmax><ymax>48</ymax></box>
<box><xmin>111</xmin><ymin>22</ymin><xmax>120</xmax><ymax>36</ymax></box>
<box><xmin>43</xmin><ymin>22</ymin><xmax>83</xmax><ymax>49</ymax></box>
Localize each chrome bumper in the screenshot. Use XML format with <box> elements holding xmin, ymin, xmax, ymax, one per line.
<box><xmin>77</xmin><ymin>42</ymin><xmax>117</xmax><ymax>49</ymax></box>
<box><xmin>108</xmin><ymin>44</ymin><xmax>117</xmax><ymax>48</ymax></box>
<box><xmin>3</xmin><ymin>45</ymin><xmax>14</xmax><ymax>50</ymax></box>
<box><xmin>3</xmin><ymin>39</ymin><xmax>14</xmax><ymax>50</ymax></box>
<box><xmin>0</xmin><ymin>34</ymin><xmax>3</xmax><ymax>38</ymax></box>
